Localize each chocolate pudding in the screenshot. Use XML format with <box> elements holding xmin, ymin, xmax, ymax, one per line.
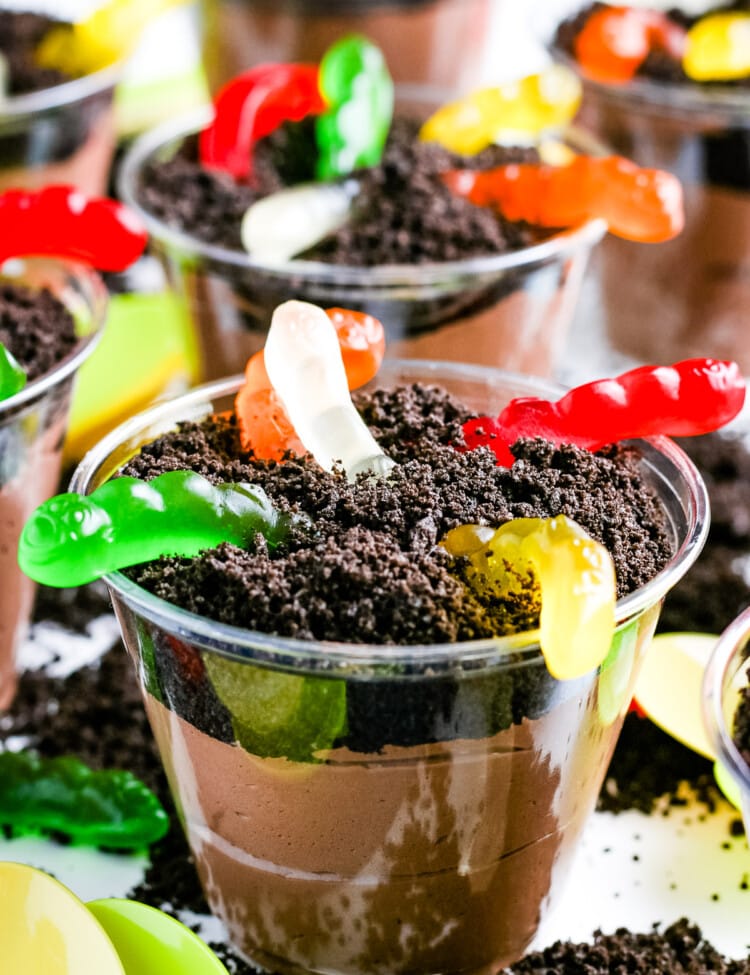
<box><xmin>120</xmin><ymin>90</ymin><xmax>605</xmax><ymax>380</ymax></box>
<box><xmin>70</xmin><ymin>357</ymin><xmax>709</xmax><ymax>975</ymax></box>
<box><xmin>553</xmin><ymin>3</ymin><xmax>750</xmax><ymax>372</ymax></box>
<box><xmin>0</xmin><ymin>9</ymin><xmax>119</xmax><ymax>194</ymax></box>
<box><xmin>0</xmin><ymin>262</ymin><xmax>106</xmax><ymax>709</ymax></box>
<box><xmin>142</xmin><ymin>686</ymin><xmax>625</xmax><ymax>975</ymax></box>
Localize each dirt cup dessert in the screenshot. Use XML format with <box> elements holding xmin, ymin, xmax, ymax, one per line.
<box><xmin>0</xmin><ymin>0</ymin><xmax>185</xmax><ymax>194</ymax></box>
<box><xmin>550</xmin><ymin>2</ymin><xmax>750</xmax><ymax>372</ymax></box>
<box><xmin>119</xmin><ymin>34</ymin><xmax>684</xmax><ymax>382</ymax></box>
<box><xmin>0</xmin><ymin>185</ymin><xmax>146</xmax><ymax>711</ymax></box>
<box><xmin>21</xmin><ymin>299</ymin><xmax>741</xmax><ymax>974</ymax></box>
<box><xmin>199</xmin><ymin>0</ymin><xmax>494</xmax><ymax>94</ymax></box>
<box><xmin>703</xmin><ymin>605</ymin><xmax>750</xmax><ymax>834</ymax></box>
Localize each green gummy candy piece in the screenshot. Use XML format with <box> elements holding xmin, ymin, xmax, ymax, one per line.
<box><xmin>315</xmin><ymin>34</ymin><xmax>393</xmax><ymax>180</ymax></box>
<box><xmin>204</xmin><ymin>655</ymin><xmax>347</xmax><ymax>763</ymax></box>
<box><xmin>597</xmin><ymin>620</ymin><xmax>639</xmax><ymax>726</ymax></box>
<box><xmin>0</xmin><ymin>342</ymin><xmax>26</xmax><ymax>400</ymax></box>
<box><xmin>0</xmin><ymin>751</ymin><xmax>169</xmax><ymax>849</ymax></box>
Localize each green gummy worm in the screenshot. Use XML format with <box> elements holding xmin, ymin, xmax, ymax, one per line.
<box><xmin>0</xmin><ymin>341</ymin><xmax>26</xmax><ymax>401</ymax></box>
<box><xmin>18</xmin><ymin>469</ymin><xmax>293</xmax><ymax>587</ymax></box>
<box><xmin>315</xmin><ymin>34</ymin><xmax>394</xmax><ymax>180</ymax></box>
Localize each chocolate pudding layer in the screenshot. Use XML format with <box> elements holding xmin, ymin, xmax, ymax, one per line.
<box><xmin>142</xmin><ymin>677</ymin><xmax>636</xmax><ymax>975</ymax></box>
<box><xmin>0</xmin><ymin>282</ymin><xmax>77</xmax><ymax>709</ymax></box>
<box><xmin>84</xmin><ymin>366</ymin><xmax>699</xmax><ymax>974</ymax></box>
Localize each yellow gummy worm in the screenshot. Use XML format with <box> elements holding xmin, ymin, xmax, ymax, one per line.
<box><xmin>419</xmin><ymin>65</ymin><xmax>582</xmax><ymax>156</ymax></box>
<box><xmin>683</xmin><ymin>12</ymin><xmax>750</xmax><ymax>82</ymax></box>
<box><xmin>36</xmin><ymin>0</ymin><xmax>188</xmax><ymax>76</ymax></box>
<box><xmin>442</xmin><ymin>515</ymin><xmax>616</xmax><ymax>681</ymax></box>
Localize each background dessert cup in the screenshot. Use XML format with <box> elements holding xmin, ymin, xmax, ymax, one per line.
<box><xmin>0</xmin><ymin>60</ymin><xmax>121</xmax><ymax>194</ymax></box>
<box><xmin>0</xmin><ymin>258</ymin><xmax>107</xmax><ymax>709</ymax></box>
<box><xmin>199</xmin><ymin>0</ymin><xmax>494</xmax><ymax>95</ymax></box>
<box><xmin>71</xmin><ymin>359</ymin><xmax>708</xmax><ymax>975</ymax></box>
<box><xmin>119</xmin><ymin>108</ymin><xmax>606</xmax><ymax>382</ymax></box>
<box><xmin>702</xmin><ymin>606</ymin><xmax>750</xmax><ymax>836</ymax></box>
<box><xmin>542</xmin><ymin>4</ymin><xmax>750</xmax><ymax>372</ymax></box>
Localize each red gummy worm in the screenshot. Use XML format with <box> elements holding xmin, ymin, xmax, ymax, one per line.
<box><xmin>573</xmin><ymin>6</ymin><xmax>687</xmax><ymax>84</ymax></box>
<box><xmin>199</xmin><ymin>62</ymin><xmax>326</xmax><ymax>180</ymax></box>
<box><xmin>0</xmin><ymin>185</ymin><xmax>147</xmax><ymax>271</ymax></box>
<box><xmin>463</xmin><ymin>359</ymin><xmax>746</xmax><ymax>466</ymax></box>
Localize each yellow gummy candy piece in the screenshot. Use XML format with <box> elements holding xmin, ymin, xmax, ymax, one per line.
<box><xmin>419</xmin><ymin>65</ymin><xmax>582</xmax><ymax>156</ymax></box>
<box><xmin>36</xmin><ymin>0</ymin><xmax>186</xmax><ymax>76</ymax></box>
<box><xmin>442</xmin><ymin>515</ymin><xmax>616</xmax><ymax>681</ymax></box>
<box><xmin>683</xmin><ymin>12</ymin><xmax>750</xmax><ymax>81</ymax></box>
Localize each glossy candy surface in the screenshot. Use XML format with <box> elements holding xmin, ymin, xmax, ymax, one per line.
<box><xmin>0</xmin><ymin>342</ymin><xmax>26</xmax><ymax>401</ymax></box>
<box><xmin>326</xmin><ymin>306</ymin><xmax>386</xmax><ymax>389</ymax></box>
<box><xmin>18</xmin><ymin>470</ymin><xmax>291</xmax><ymax>587</ymax></box>
<box><xmin>236</xmin><ymin>306</ymin><xmax>385</xmax><ymax>459</ymax></box>
<box><xmin>419</xmin><ymin>66</ymin><xmax>582</xmax><ymax>155</ymax></box>
<box><xmin>235</xmin><ymin>379</ymin><xmax>305</xmax><ymax>462</ymax></box>
<box><xmin>315</xmin><ymin>34</ymin><xmax>394</xmax><ymax>180</ymax></box>
<box><xmin>683</xmin><ymin>12</ymin><xmax>750</xmax><ymax>81</ymax></box>
<box><xmin>442</xmin><ymin>515</ymin><xmax>616</xmax><ymax>680</ymax></box>
<box><xmin>240</xmin><ymin>179</ymin><xmax>359</xmax><ymax>261</ymax></box>
<box><xmin>444</xmin><ymin>154</ymin><xmax>685</xmax><ymax>243</ymax></box>
<box><xmin>0</xmin><ymin>186</ymin><xmax>147</xmax><ymax>271</ymax></box>
<box><xmin>263</xmin><ymin>300</ymin><xmax>394</xmax><ymax>480</ymax></box>
<box><xmin>0</xmin><ymin>751</ymin><xmax>168</xmax><ymax>848</ymax></box>
<box><xmin>573</xmin><ymin>5</ymin><xmax>686</xmax><ymax>84</ymax></box>
<box><xmin>204</xmin><ymin>655</ymin><xmax>348</xmax><ymax>763</ymax></box>
<box><xmin>200</xmin><ymin>63</ymin><xmax>326</xmax><ymax>180</ymax></box>
<box><xmin>463</xmin><ymin>358</ymin><xmax>745</xmax><ymax>467</ymax></box>
<box><xmin>35</xmin><ymin>0</ymin><xmax>185</xmax><ymax>76</ymax></box>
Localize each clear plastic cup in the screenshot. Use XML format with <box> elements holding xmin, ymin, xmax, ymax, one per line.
<box><xmin>71</xmin><ymin>358</ymin><xmax>708</xmax><ymax>975</ymax></box>
<box><xmin>118</xmin><ymin>107</ymin><xmax>606</xmax><ymax>382</ymax></box>
<box><xmin>0</xmin><ymin>60</ymin><xmax>121</xmax><ymax>194</ymax></box>
<box><xmin>0</xmin><ymin>258</ymin><xmax>108</xmax><ymax>709</ymax></box>
<box><xmin>199</xmin><ymin>0</ymin><xmax>495</xmax><ymax>95</ymax></box>
<box><xmin>702</xmin><ymin>607</ymin><xmax>750</xmax><ymax>834</ymax></box>
<box><xmin>543</xmin><ymin>4</ymin><xmax>750</xmax><ymax>372</ymax></box>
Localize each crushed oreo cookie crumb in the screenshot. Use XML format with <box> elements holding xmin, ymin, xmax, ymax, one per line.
<box><xmin>138</xmin><ymin>116</ymin><xmax>548</xmax><ymax>263</ymax></box>
<box><xmin>0</xmin><ymin>282</ymin><xmax>77</xmax><ymax>383</ymax></box>
<box><xmin>505</xmin><ymin>918</ymin><xmax>750</xmax><ymax>974</ymax></box>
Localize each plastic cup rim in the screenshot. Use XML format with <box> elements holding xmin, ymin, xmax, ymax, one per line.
<box><xmin>70</xmin><ymin>360</ymin><xmax>710</xmax><ymax>673</ymax></box>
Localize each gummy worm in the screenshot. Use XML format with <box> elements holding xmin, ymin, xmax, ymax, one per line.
<box><xmin>463</xmin><ymin>358</ymin><xmax>745</xmax><ymax>467</ymax></box>
<box><xmin>442</xmin><ymin>515</ymin><xmax>616</xmax><ymax>681</ymax></box>
<box><xmin>18</xmin><ymin>470</ymin><xmax>293</xmax><ymax>587</ymax></box>
<box><xmin>0</xmin><ymin>185</ymin><xmax>147</xmax><ymax>271</ymax></box>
